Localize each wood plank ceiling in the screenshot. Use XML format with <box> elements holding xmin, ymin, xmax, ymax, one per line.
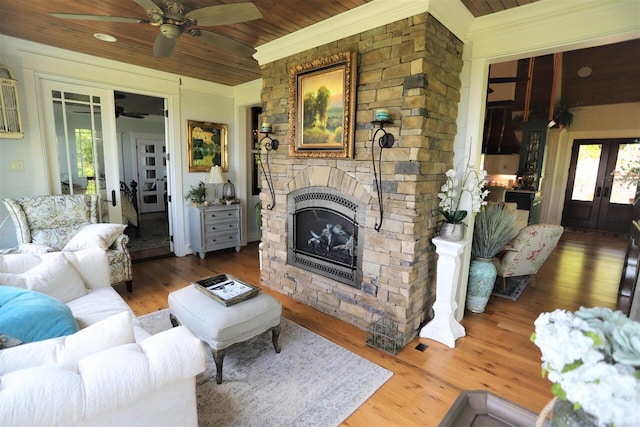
<box><xmin>0</xmin><ymin>0</ymin><xmax>534</xmax><ymax>87</ymax></box>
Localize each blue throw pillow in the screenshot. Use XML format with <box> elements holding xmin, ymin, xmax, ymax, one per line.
<box><xmin>0</xmin><ymin>286</ymin><xmax>79</xmax><ymax>344</ymax></box>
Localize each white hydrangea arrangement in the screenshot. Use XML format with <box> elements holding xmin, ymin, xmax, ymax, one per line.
<box><xmin>531</xmin><ymin>307</ymin><xmax>640</xmax><ymax>426</ymax></box>
<box><xmin>437</xmin><ymin>166</ymin><xmax>489</xmax><ymax>224</ymax></box>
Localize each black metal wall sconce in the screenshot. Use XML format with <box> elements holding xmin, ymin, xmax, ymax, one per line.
<box><xmin>371</xmin><ymin>110</ymin><xmax>395</xmax><ymax>232</ymax></box>
<box><xmin>259</xmin><ymin>123</ymin><xmax>279</xmax><ymax>210</ymax></box>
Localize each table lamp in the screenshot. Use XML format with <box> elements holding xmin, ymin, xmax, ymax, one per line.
<box><xmin>204</xmin><ymin>165</ymin><xmax>225</xmax><ymax>203</ymax></box>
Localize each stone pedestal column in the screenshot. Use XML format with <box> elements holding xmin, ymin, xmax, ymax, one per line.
<box><xmin>420</xmin><ymin>237</ymin><xmax>468</xmax><ymax>348</ymax></box>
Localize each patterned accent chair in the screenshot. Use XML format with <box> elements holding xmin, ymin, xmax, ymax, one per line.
<box><xmin>494</xmin><ymin>224</ymin><xmax>564</xmax><ymax>291</ymax></box>
<box><xmin>2</xmin><ymin>195</ymin><xmax>132</xmax><ymax>292</ymax></box>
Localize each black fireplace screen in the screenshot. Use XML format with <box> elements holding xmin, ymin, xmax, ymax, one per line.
<box><xmin>294</xmin><ymin>208</ymin><xmax>356</xmax><ymax>267</ymax></box>
<box><xmin>287</xmin><ymin>189</ymin><xmax>364</xmax><ymax>289</ymax></box>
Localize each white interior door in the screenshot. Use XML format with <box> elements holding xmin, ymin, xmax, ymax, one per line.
<box><xmin>40</xmin><ymin>80</ymin><xmax>122</xmax><ymax>224</ymax></box>
<box><xmin>135</xmin><ymin>135</ymin><xmax>167</xmax><ymax>213</ymax></box>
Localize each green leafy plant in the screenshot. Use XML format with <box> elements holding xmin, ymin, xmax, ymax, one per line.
<box><xmin>553</xmin><ymin>98</ymin><xmax>580</xmax><ymax>128</ymax></box>
<box><xmin>185</xmin><ymin>182</ymin><xmax>206</xmax><ymax>204</ymax></box>
<box><xmin>471</xmin><ymin>205</ymin><xmax>520</xmax><ymax>258</ymax></box>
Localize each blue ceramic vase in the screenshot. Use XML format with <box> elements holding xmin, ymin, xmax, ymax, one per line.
<box><xmin>466</xmin><ymin>258</ymin><xmax>497</xmax><ymax>313</ymax></box>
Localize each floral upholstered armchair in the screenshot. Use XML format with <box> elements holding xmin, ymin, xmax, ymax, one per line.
<box><xmin>2</xmin><ymin>195</ymin><xmax>132</xmax><ymax>292</ymax></box>
<box><xmin>493</xmin><ymin>224</ymin><xmax>564</xmax><ymax>291</ymax></box>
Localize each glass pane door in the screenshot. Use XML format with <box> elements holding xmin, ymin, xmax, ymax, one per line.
<box><xmin>40</xmin><ymin>80</ymin><xmax>122</xmax><ymax>224</ymax></box>
<box><xmin>563</xmin><ymin>138</ymin><xmax>638</xmax><ymax>233</ymax></box>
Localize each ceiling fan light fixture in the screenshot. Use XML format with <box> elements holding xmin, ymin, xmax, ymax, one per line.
<box><xmin>94</xmin><ymin>33</ymin><xmax>118</xmax><ymax>43</ymax></box>
<box><xmin>160</xmin><ymin>24</ymin><xmax>182</xmax><ymax>39</ymax></box>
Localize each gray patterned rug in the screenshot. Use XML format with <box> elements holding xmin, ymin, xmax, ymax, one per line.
<box><xmin>491</xmin><ymin>275</ymin><xmax>531</xmax><ymax>301</ymax></box>
<box><xmin>139</xmin><ymin>309</ymin><xmax>392</xmax><ymax>426</ymax></box>
<box><xmin>126</xmin><ymin>212</ymin><xmax>170</xmax><ymax>251</ymax></box>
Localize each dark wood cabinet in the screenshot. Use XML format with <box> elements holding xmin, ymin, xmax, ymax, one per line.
<box><xmin>518</xmin><ymin>120</ymin><xmax>548</xmax><ymax>191</ymax></box>
<box><xmin>505</xmin><ymin>190</ymin><xmax>541</xmax><ymax>224</ymax></box>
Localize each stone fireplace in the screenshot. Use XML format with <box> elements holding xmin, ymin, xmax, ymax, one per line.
<box><xmin>258</xmin><ymin>12</ymin><xmax>464</xmax><ymax>344</ymax></box>
<box><xmin>287</xmin><ymin>187</ymin><xmax>365</xmax><ymax>289</ymax></box>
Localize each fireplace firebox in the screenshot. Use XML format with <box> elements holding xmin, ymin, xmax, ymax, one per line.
<box><xmin>287</xmin><ymin>188</ymin><xmax>365</xmax><ymax>288</ymax></box>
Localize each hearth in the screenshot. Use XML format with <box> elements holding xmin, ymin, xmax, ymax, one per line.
<box><xmin>287</xmin><ymin>188</ymin><xmax>365</xmax><ymax>288</ymax></box>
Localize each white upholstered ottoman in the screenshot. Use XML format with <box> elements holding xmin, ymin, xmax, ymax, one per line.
<box><xmin>168</xmin><ymin>283</ymin><xmax>282</xmax><ymax>384</ymax></box>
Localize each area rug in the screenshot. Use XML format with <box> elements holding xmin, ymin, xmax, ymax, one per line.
<box><xmin>138</xmin><ymin>309</ymin><xmax>393</xmax><ymax>426</ymax></box>
<box><xmin>491</xmin><ymin>275</ymin><xmax>531</xmax><ymax>301</ymax></box>
<box><xmin>126</xmin><ymin>212</ymin><xmax>170</xmax><ymax>251</ymax></box>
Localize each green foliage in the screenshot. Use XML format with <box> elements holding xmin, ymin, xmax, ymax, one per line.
<box><xmin>334</xmin><ymin>126</ymin><xmax>343</xmax><ymax>143</ymax></box>
<box><xmin>303</xmin><ymin>92</ymin><xmax>317</xmax><ymax>128</ymax></box>
<box><xmin>185</xmin><ymin>182</ymin><xmax>206</xmax><ymax>204</ymax></box>
<box><xmin>471</xmin><ymin>205</ymin><xmax>520</xmax><ymax>258</ymax></box>
<box><xmin>553</xmin><ymin>98</ymin><xmax>580</xmax><ymax>128</ymax></box>
<box><xmin>439</xmin><ymin>209</ymin><xmax>468</xmax><ymax>224</ymax></box>
<box><xmin>315</xmin><ymin>86</ymin><xmax>330</xmax><ymax>126</ymax></box>
<box><xmin>303</xmin><ymin>126</ymin><xmax>331</xmax><ymax>143</ymax></box>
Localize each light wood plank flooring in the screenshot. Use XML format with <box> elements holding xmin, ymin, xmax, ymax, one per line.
<box><xmin>118</xmin><ymin>230</ymin><xmax>627</xmax><ymax>426</ymax></box>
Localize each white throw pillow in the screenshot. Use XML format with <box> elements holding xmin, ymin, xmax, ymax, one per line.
<box><xmin>0</xmin><ymin>311</ymin><xmax>135</xmax><ymax>375</ymax></box>
<box><xmin>0</xmin><ymin>253</ymin><xmax>87</xmax><ymax>303</ymax></box>
<box><xmin>62</xmin><ymin>223</ymin><xmax>126</xmax><ymax>251</ymax></box>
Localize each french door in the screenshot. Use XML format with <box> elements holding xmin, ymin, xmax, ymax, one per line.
<box><xmin>135</xmin><ymin>135</ymin><xmax>167</xmax><ymax>213</ymax></box>
<box><xmin>562</xmin><ymin>138</ymin><xmax>639</xmax><ymax>233</ymax></box>
<box><xmin>40</xmin><ymin>80</ymin><xmax>122</xmax><ymax>224</ymax></box>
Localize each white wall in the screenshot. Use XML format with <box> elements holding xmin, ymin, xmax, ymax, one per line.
<box><xmin>0</xmin><ymin>35</ymin><xmax>261</xmax><ymax>254</ymax></box>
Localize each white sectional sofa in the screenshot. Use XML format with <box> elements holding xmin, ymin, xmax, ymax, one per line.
<box><xmin>0</xmin><ymin>249</ymin><xmax>207</xmax><ymax>426</ymax></box>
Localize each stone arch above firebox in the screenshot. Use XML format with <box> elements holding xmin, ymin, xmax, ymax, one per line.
<box><xmin>287</xmin><ymin>166</ymin><xmax>373</xmax><ymax>205</ymax></box>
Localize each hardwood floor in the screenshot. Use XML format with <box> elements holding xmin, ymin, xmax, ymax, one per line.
<box><xmin>118</xmin><ymin>230</ymin><xmax>627</xmax><ymax>426</ymax></box>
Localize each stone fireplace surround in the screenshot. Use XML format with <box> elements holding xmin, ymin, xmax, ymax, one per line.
<box><xmin>258</xmin><ymin>12</ymin><xmax>464</xmax><ymax>344</ymax></box>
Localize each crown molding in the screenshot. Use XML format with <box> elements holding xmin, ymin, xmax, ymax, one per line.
<box><xmin>468</xmin><ymin>0</ymin><xmax>640</xmax><ymax>60</ymax></box>
<box><xmin>427</xmin><ymin>0</ymin><xmax>474</xmax><ymax>43</ymax></box>
<box><xmin>253</xmin><ymin>0</ymin><xmax>432</xmax><ymax>65</ymax></box>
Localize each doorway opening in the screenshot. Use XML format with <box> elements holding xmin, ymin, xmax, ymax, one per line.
<box><xmin>112</xmin><ymin>91</ymin><xmax>172</xmax><ymax>260</ymax></box>
<box><xmin>562</xmin><ymin>138</ymin><xmax>639</xmax><ymax>234</ymax></box>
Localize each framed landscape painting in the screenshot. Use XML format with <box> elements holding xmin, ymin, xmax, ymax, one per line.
<box><xmin>288</xmin><ymin>51</ymin><xmax>356</xmax><ymax>158</ymax></box>
<box><xmin>187</xmin><ymin>120</ymin><xmax>228</xmax><ymax>172</ymax></box>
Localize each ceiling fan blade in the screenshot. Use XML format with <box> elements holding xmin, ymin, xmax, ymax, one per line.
<box><xmin>50</xmin><ymin>13</ymin><xmax>147</xmax><ymax>24</ymax></box>
<box><xmin>121</xmin><ymin>112</ymin><xmax>149</xmax><ymax>119</ymax></box>
<box><xmin>187</xmin><ymin>3</ymin><xmax>262</xmax><ymax>27</ymax></box>
<box><xmin>153</xmin><ymin>32</ymin><xmax>179</xmax><ymax>57</ymax></box>
<box><xmin>193</xmin><ymin>30</ymin><xmax>256</xmax><ymax>57</ymax></box>
<box><xmin>131</xmin><ymin>0</ymin><xmax>164</xmax><ymax>23</ymax></box>
<box><xmin>131</xmin><ymin>0</ymin><xmax>163</xmax><ymax>14</ymax></box>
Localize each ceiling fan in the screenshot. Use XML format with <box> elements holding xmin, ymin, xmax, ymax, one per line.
<box><xmin>75</xmin><ymin>93</ymin><xmax>150</xmax><ymax>119</ymax></box>
<box><xmin>114</xmin><ymin>92</ymin><xmax>150</xmax><ymax>119</ymax></box>
<box><xmin>51</xmin><ymin>0</ymin><xmax>262</xmax><ymax>58</ymax></box>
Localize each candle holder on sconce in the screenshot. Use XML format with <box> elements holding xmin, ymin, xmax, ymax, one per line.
<box><xmin>370</xmin><ymin>116</ymin><xmax>395</xmax><ymax>232</ymax></box>
<box><xmin>259</xmin><ymin>131</ymin><xmax>279</xmax><ymax>210</ymax></box>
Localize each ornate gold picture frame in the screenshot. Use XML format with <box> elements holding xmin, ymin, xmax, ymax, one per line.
<box><xmin>289</xmin><ymin>51</ymin><xmax>357</xmax><ymax>158</ymax></box>
<box><xmin>187</xmin><ymin>120</ymin><xmax>228</xmax><ymax>172</ymax></box>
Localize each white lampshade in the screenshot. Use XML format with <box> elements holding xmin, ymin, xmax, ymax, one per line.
<box><xmin>205</xmin><ymin>166</ymin><xmax>225</xmax><ymax>184</ymax></box>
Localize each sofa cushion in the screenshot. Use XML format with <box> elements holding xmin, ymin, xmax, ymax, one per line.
<box><xmin>63</xmin><ymin>223</ymin><xmax>126</xmax><ymax>251</ymax></box>
<box><xmin>0</xmin><ymin>253</ymin><xmax>88</xmax><ymax>303</ymax></box>
<box><xmin>0</xmin><ymin>311</ymin><xmax>134</xmax><ymax>375</ymax></box>
<box><xmin>0</xmin><ymin>286</ymin><xmax>79</xmax><ymax>344</ymax></box>
<box><xmin>66</xmin><ymin>287</ymin><xmax>136</xmax><ymax>329</ymax></box>
<box><xmin>0</xmin><ymin>334</ymin><xmax>22</xmax><ymax>349</ymax></box>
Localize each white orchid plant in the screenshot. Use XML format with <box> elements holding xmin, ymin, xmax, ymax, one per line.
<box><xmin>437</xmin><ymin>165</ymin><xmax>489</xmax><ymax>224</ymax></box>
<box><xmin>531</xmin><ymin>307</ymin><xmax>640</xmax><ymax>426</ymax></box>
